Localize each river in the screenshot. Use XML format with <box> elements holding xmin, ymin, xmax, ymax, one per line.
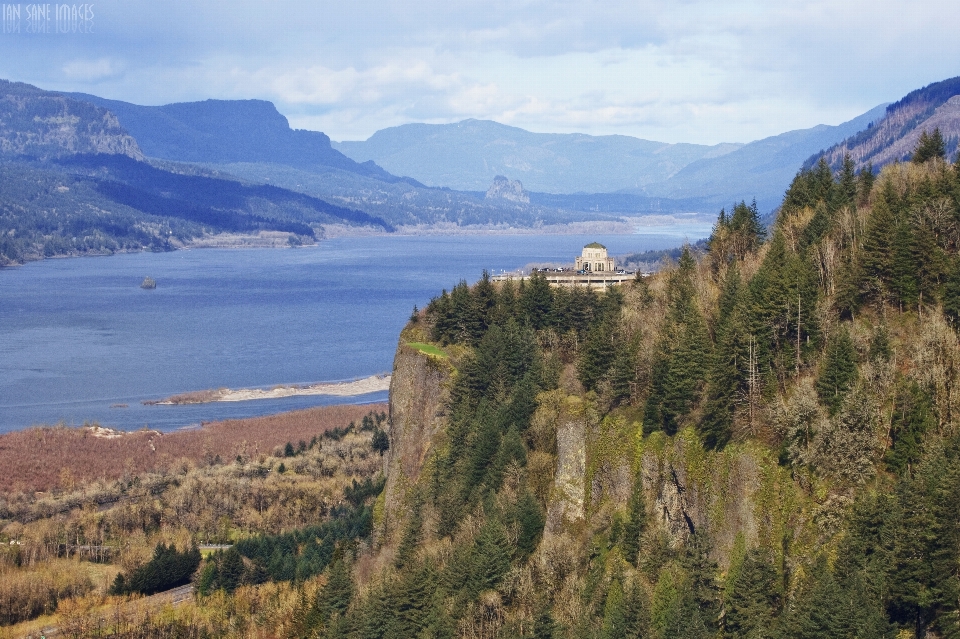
<box><xmin>0</xmin><ymin>228</ymin><xmax>710</xmax><ymax>433</ymax></box>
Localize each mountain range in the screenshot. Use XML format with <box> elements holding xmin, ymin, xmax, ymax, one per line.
<box><xmin>333</xmin><ymin>106</ymin><xmax>889</xmax><ymax>213</ymax></box>
<box><xmin>2</xmin><ymin>75</ymin><xmax>960</xmax><ymax>265</ymax></box>
<box><xmin>810</xmin><ymin>76</ymin><xmax>960</xmax><ymax>171</ymax></box>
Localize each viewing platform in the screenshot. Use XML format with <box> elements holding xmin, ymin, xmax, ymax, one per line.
<box><xmin>492</xmin><ymin>268</ymin><xmax>636</xmax><ymax>289</ymax></box>
<box><xmin>491</xmin><ymin>242</ymin><xmax>640</xmax><ymax>289</ymax></box>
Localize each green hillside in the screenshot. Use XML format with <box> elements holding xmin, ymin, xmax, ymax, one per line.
<box><xmin>5</xmin><ymin>139</ymin><xmax>960</xmax><ymax>639</ymax></box>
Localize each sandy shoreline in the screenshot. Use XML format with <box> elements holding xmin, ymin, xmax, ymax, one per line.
<box><xmin>144</xmin><ymin>374</ymin><xmax>391</xmax><ymax>405</ymax></box>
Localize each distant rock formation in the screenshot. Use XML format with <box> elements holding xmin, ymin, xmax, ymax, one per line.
<box><xmin>0</xmin><ymin>80</ymin><xmax>143</xmax><ymax>160</ymax></box>
<box><xmin>485</xmin><ymin>175</ymin><xmax>530</xmax><ymax>203</ymax></box>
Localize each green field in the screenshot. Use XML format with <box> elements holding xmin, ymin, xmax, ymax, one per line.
<box><xmin>406</xmin><ymin>342</ymin><xmax>448</xmax><ymax>358</ymax></box>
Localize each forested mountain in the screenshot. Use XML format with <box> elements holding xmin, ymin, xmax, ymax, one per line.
<box><xmin>333</xmin><ymin>108</ymin><xmax>886</xmax><ymax>217</ymax></box>
<box><xmin>641</xmin><ymin>104</ymin><xmax>888</xmax><ymax>213</ymax></box>
<box><xmin>5</xmin><ymin>126</ymin><xmax>960</xmax><ymax>639</ymax></box>
<box><xmin>65</xmin><ymin>93</ymin><xmax>420</xmax><ymax>184</ymax></box>
<box><xmin>335</xmin><ymin>118</ymin><xmax>743</xmax><ymax>193</ymax></box>
<box><xmin>811</xmin><ymin>75</ymin><xmax>960</xmax><ymax>171</ymax></box>
<box><xmin>349</xmin><ymin>143</ymin><xmax>960</xmax><ymax>638</ymax></box>
<box><xmin>0</xmin><ymin>79</ymin><xmax>142</xmax><ymax>160</ymax></box>
<box><xmin>0</xmin><ymin>81</ymin><xmax>397</xmax><ymax>265</ymax></box>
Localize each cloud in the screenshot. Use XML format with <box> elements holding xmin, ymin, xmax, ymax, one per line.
<box><xmin>62</xmin><ymin>58</ymin><xmax>120</xmax><ymax>81</ymax></box>
<box><xmin>0</xmin><ymin>0</ymin><xmax>956</xmax><ymax>143</ymax></box>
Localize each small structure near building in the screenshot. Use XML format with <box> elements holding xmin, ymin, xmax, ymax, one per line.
<box><xmin>492</xmin><ymin>242</ymin><xmax>636</xmax><ymax>289</ymax></box>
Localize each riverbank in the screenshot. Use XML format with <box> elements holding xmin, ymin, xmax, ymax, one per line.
<box><xmin>0</xmin><ymin>402</ymin><xmax>388</xmax><ymax>495</ymax></box>
<box><xmin>143</xmin><ymin>374</ymin><xmax>391</xmax><ymax>405</ymax></box>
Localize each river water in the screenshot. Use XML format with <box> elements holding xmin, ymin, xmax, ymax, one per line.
<box><xmin>0</xmin><ymin>229</ymin><xmax>710</xmax><ymax>433</ymax></box>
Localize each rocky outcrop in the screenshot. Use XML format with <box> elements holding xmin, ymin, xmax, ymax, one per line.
<box><xmin>0</xmin><ymin>80</ymin><xmax>143</xmax><ymax>160</ymax></box>
<box><xmin>636</xmin><ymin>431</ymin><xmax>805</xmax><ymax>569</ymax></box>
<box><xmin>383</xmin><ymin>332</ymin><xmax>810</xmax><ymax>570</ymax></box>
<box><xmin>545</xmin><ymin>395</ymin><xmax>590</xmax><ymax>533</ymax></box>
<box><xmin>382</xmin><ymin>337</ymin><xmax>453</xmax><ymax>538</ymax></box>
<box><xmin>485</xmin><ymin>175</ymin><xmax>530</xmax><ymax>203</ymax></box>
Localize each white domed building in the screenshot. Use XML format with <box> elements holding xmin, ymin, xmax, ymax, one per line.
<box><xmin>575</xmin><ymin>242</ymin><xmax>616</xmax><ymax>272</ymax></box>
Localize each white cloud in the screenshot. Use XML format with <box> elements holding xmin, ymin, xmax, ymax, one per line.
<box><xmin>0</xmin><ymin>0</ymin><xmax>957</xmax><ymax>143</ymax></box>
<box><xmin>62</xmin><ymin>58</ymin><xmax>120</xmax><ymax>81</ymax></box>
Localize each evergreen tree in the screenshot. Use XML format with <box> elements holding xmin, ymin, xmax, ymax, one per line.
<box><xmin>858</xmin><ymin>163</ymin><xmax>876</xmax><ymax>206</ymax></box>
<box><xmin>913</xmin><ymin>127</ymin><xmax>947</xmax><ymax>164</ymax></box>
<box><xmin>885</xmin><ymin>379</ymin><xmax>936</xmax><ymax>476</ymax></box>
<box><xmin>723</xmin><ymin>548</ymin><xmax>780</xmax><ymax>638</ymax></box>
<box><xmin>776</xmin><ymin>557</ymin><xmax>846</xmax><ymax>639</ymax></box>
<box><xmin>622</xmin><ymin>472</ymin><xmax>648</xmax><ymax>566</ymax></box>
<box><xmin>860</xmin><ymin>183</ymin><xmax>897</xmax><ymax>294</ymax></box>
<box><xmin>578</xmin><ymin>318</ymin><xmax>617</xmax><ymax>392</ymax></box>
<box><xmin>815</xmin><ymin>327</ymin><xmax>857</xmax><ymax>415</ymax></box>
<box><xmin>837</xmin><ymin>154</ymin><xmax>858</xmax><ymax>208</ymax></box>
<box><xmin>311</xmin><ymin>557</ymin><xmax>354</xmax><ymax>626</ymax></box>
<box><xmin>701</xmin><ymin>266</ymin><xmax>749</xmax><ymax>449</ymax></box>
<box><xmin>890</xmin><ymin>218</ymin><xmax>920</xmax><ymax>309</ymax></box>
<box><xmin>944</xmin><ymin>256</ymin><xmax>960</xmax><ymax>325</ymax></box>
<box><xmin>521</xmin><ymin>272</ymin><xmax>554</xmax><ymax>331</ymax></box>
<box><xmin>469</xmin><ymin>520</ymin><xmax>512</xmax><ymax>595</ymax></box>
<box><xmin>643</xmin><ymin>248</ymin><xmax>711</xmax><ymax>435</ymax></box>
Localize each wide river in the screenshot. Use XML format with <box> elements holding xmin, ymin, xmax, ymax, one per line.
<box><xmin>0</xmin><ymin>229</ymin><xmax>710</xmax><ymax>433</ymax></box>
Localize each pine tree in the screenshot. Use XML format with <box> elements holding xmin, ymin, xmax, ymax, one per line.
<box><xmin>723</xmin><ymin>548</ymin><xmax>780</xmax><ymax>638</ymax></box>
<box><xmin>312</xmin><ymin>557</ymin><xmax>354</xmax><ymax>625</ymax></box>
<box><xmin>776</xmin><ymin>556</ymin><xmax>846</xmax><ymax>639</ymax></box>
<box><xmin>521</xmin><ymin>272</ymin><xmax>553</xmax><ymax>331</ymax></box>
<box><xmin>890</xmin><ymin>218</ymin><xmax>919</xmax><ymax>309</ymax></box>
<box><xmin>885</xmin><ymin>380</ymin><xmax>936</xmax><ymax>476</ymax></box>
<box><xmin>837</xmin><ymin>154</ymin><xmax>858</xmax><ymax>208</ymax></box>
<box><xmin>622</xmin><ymin>472</ymin><xmax>648</xmax><ymax>566</ymax></box>
<box><xmin>815</xmin><ymin>327</ymin><xmax>857</xmax><ymax>415</ymax></box>
<box><xmin>858</xmin><ymin>164</ymin><xmax>876</xmax><ymax>206</ymax></box>
<box><xmin>643</xmin><ymin>247</ymin><xmax>710</xmax><ymax>435</ymax></box>
<box><xmin>945</xmin><ymin>256</ymin><xmax>960</xmax><ymax>325</ymax></box>
<box><xmin>860</xmin><ymin>184</ymin><xmax>896</xmax><ymax>291</ymax></box>
<box><xmin>913</xmin><ymin>128</ymin><xmax>947</xmax><ymax>164</ymax></box>
<box><xmin>578</xmin><ymin>318</ymin><xmax>617</xmax><ymax>392</ymax></box>
<box><xmin>700</xmin><ymin>266</ymin><xmax>748</xmax><ymax>449</ymax></box>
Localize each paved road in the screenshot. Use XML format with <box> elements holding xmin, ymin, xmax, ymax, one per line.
<box><xmin>30</xmin><ymin>584</ymin><xmax>195</xmax><ymax>638</ymax></box>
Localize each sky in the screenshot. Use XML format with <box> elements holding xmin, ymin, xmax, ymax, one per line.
<box><xmin>0</xmin><ymin>0</ymin><xmax>957</xmax><ymax>145</ymax></box>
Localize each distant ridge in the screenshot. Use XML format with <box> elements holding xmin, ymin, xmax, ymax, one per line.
<box><xmin>0</xmin><ymin>79</ymin><xmax>142</xmax><ymax>160</ymax></box>
<box><xmin>638</xmin><ymin>104</ymin><xmax>888</xmax><ymax>213</ymax></box>
<box><xmin>334</xmin><ymin>118</ymin><xmax>743</xmax><ymax>194</ymax></box>
<box><xmin>335</xmin><ymin>108</ymin><xmax>887</xmax><ymax>214</ymax></box>
<box><xmin>806</xmin><ymin>76</ymin><xmax>960</xmax><ymax>171</ymax></box>
<box><xmin>63</xmin><ymin>93</ymin><xmax>423</xmax><ymax>186</ymax></box>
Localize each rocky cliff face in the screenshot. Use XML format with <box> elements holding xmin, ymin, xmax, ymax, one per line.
<box><xmin>382</xmin><ymin>333</ymin><xmax>453</xmax><ymax>539</ymax></box>
<box><xmin>0</xmin><ymin>80</ymin><xmax>143</xmax><ymax>160</ymax></box>
<box><xmin>485</xmin><ymin>175</ymin><xmax>530</xmax><ymax>203</ymax></box>
<box><xmin>383</xmin><ymin>328</ymin><xmax>806</xmax><ymax>571</ymax></box>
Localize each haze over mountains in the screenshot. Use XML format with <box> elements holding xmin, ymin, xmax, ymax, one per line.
<box><xmin>2</xmin><ymin>75</ymin><xmax>960</xmax><ymax>266</ymax></box>
<box><xmin>335</xmin><ymin>105</ymin><xmax>889</xmax><ymax>213</ymax></box>
<box><xmin>334</xmin><ymin>120</ymin><xmax>744</xmax><ymax>193</ymax></box>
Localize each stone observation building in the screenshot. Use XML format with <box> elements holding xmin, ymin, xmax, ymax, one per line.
<box><xmin>575</xmin><ymin>242</ymin><xmax>616</xmax><ymax>272</ymax></box>
<box><xmin>492</xmin><ymin>242</ymin><xmax>635</xmax><ymax>289</ymax></box>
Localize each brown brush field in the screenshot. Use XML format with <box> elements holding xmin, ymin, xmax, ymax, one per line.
<box><xmin>0</xmin><ymin>403</ymin><xmax>387</xmax><ymax>495</ymax></box>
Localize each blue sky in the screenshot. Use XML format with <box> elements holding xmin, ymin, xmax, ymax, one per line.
<box><xmin>0</xmin><ymin>0</ymin><xmax>956</xmax><ymax>144</ymax></box>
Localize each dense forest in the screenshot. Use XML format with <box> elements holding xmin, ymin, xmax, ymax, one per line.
<box><xmin>4</xmin><ymin>136</ymin><xmax>960</xmax><ymax>638</ymax></box>
<box><xmin>0</xmin><ymin>155</ymin><xmax>403</xmax><ymax>266</ymax></box>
